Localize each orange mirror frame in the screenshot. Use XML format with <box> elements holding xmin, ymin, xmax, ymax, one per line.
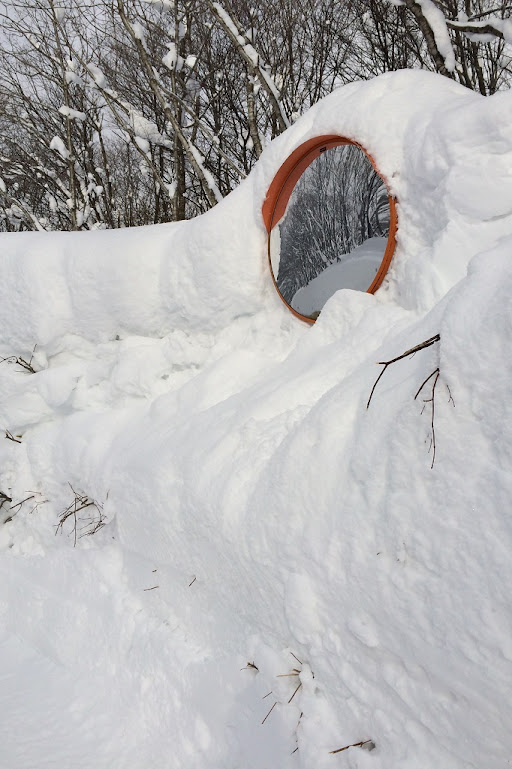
<box><xmin>262</xmin><ymin>135</ymin><xmax>398</xmax><ymax>324</ymax></box>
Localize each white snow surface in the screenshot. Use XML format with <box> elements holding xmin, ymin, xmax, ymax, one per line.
<box><xmin>292</xmin><ymin>238</ymin><xmax>387</xmax><ymax>315</ymax></box>
<box><xmin>49</xmin><ymin>135</ymin><xmax>70</xmax><ymax>160</ymax></box>
<box><xmin>0</xmin><ymin>71</ymin><xmax>512</xmax><ymax>769</ymax></box>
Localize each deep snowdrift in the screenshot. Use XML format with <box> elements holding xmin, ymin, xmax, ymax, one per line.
<box><xmin>0</xmin><ymin>71</ymin><xmax>511</xmax><ymax>769</ymax></box>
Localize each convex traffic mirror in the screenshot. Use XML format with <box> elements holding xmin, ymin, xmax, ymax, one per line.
<box><xmin>262</xmin><ymin>136</ymin><xmax>397</xmax><ymax>323</ymax></box>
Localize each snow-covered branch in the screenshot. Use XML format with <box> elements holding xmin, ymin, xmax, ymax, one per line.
<box><xmin>206</xmin><ymin>0</ymin><xmax>290</xmax><ymax>132</ymax></box>
<box><xmin>388</xmin><ymin>0</ymin><xmax>456</xmax><ymax>75</ymax></box>
<box><xmin>446</xmin><ymin>17</ymin><xmax>512</xmax><ymax>43</ymax></box>
<box><xmin>116</xmin><ymin>0</ymin><xmax>222</xmax><ymax>208</ymax></box>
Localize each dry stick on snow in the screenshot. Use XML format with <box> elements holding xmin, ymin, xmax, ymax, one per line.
<box><xmin>6</xmin><ymin>493</ymin><xmax>46</xmax><ymax>523</ymax></box>
<box><xmin>18</xmin><ymin>344</ymin><xmax>37</xmax><ymax>373</ymax></box>
<box><xmin>1</xmin><ymin>345</ymin><xmax>38</xmax><ymax>374</ymax></box>
<box><xmin>329</xmin><ymin>739</ymin><xmax>375</xmax><ymax>754</ymax></box>
<box><xmin>366</xmin><ymin>334</ymin><xmax>440</xmax><ymax>408</ymax></box>
<box><xmin>241</xmin><ymin>662</ymin><xmax>259</xmax><ymax>672</ymax></box>
<box><xmin>5</xmin><ymin>430</ymin><xmax>22</xmax><ymax>443</ymax></box>
<box><xmin>261</xmin><ymin>701</ymin><xmax>278</xmax><ymax>724</ymax></box>
<box><xmin>9</xmin><ymin>494</ymin><xmax>35</xmax><ymax>512</ymax></box>
<box><xmin>276</xmin><ymin>670</ymin><xmax>302</xmax><ymax>702</ymax></box>
<box><xmin>414</xmin><ymin>367</ymin><xmax>440</xmax><ymax>469</ymax></box>
<box><xmin>287</xmin><ymin>681</ymin><xmax>302</xmax><ymax>704</ymax></box>
<box><xmin>55</xmin><ymin>484</ymin><xmax>105</xmax><ymax>547</ymax></box>
<box><xmin>277</xmin><ymin>659</ymin><xmax>304</xmax><ymax>704</ymax></box>
<box><xmin>0</xmin><ymin>491</ymin><xmax>12</xmax><ymax>509</ymax></box>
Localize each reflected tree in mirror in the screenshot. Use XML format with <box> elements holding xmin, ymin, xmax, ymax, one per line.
<box><xmin>270</xmin><ymin>144</ymin><xmax>390</xmax><ymax>318</ymax></box>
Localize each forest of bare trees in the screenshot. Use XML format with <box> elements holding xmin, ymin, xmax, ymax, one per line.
<box><xmin>0</xmin><ymin>0</ymin><xmax>510</xmax><ymax>231</ymax></box>
<box><xmin>274</xmin><ymin>145</ymin><xmax>389</xmax><ymax>302</ymax></box>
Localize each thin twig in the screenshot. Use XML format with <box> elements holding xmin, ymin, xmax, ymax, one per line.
<box><xmin>55</xmin><ymin>484</ymin><xmax>105</xmax><ymax>546</ymax></box>
<box><xmin>143</xmin><ymin>585</ymin><xmax>159</xmax><ymax>591</ymax></box>
<box><xmin>413</xmin><ymin>367</ymin><xmax>439</xmax><ymax>400</ymax></box>
<box><xmin>0</xmin><ymin>491</ymin><xmax>12</xmax><ymax>509</ymax></box>
<box><xmin>0</xmin><ymin>346</ymin><xmax>38</xmax><ymax>373</ymax></box>
<box><xmin>5</xmin><ymin>430</ymin><xmax>22</xmax><ymax>443</ymax></box>
<box><xmin>261</xmin><ymin>701</ymin><xmax>277</xmax><ymax>724</ymax></box>
<box><xmin>415</xmin><ymin>367</ymin><xmax>440</xmax><ymax>468</ymax></box>
<box><xmin>367</xmin><ymin>334</ymin><xmax>440</xmax><ymax>408</ymax></box>
<box><xmin>288</xmin><ymin>681</ymin><xmax>302</xmax><ymax>704</ymax></box>
<box><xmin>9</xmin><ymin>494</ymin><xmax>35</xmax><ymax>512</ymax></box>
<box><xmin>329</xmin><ymin>739</ymin><xmax>375</xmax><ymax>754</ymax></box>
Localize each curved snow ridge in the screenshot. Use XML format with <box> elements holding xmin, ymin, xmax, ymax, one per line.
<box><xmin>1</xmin><ymin>71</ymin><xmax>511</xmax><ymax>353</ymax></box>
<box><xmin>0</xmin><ymin>188</ymin><xmax>266</xmax><ymax>349</ymax></box>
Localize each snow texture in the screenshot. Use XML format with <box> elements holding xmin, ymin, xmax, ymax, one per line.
<box><xmin>58</xmin><ymin>105</ymin><xmax>87</xmax><ymax>122</ymax></box>
<box><xmin>1</xmin><ymin>71</ymin><xmax>512</xmax><ymax>769</ymax></box>
<box><xmin>292</xmin><ymin>238</ymin><xmax>387</xmax><ymax>315</ymax></box>
<box><xmin>87</xmin><ymin>63</ymin><xmax>107</xmax><ymax>89</ymax></box>
<box><xmin>49</xmin><ymin>135</ymin><xmax>69</xmax><ymax>160</ymax></box>
<box><xmin>414</xmin><ymin>0</ymin><xmax>456</xmax><ymax>71</ymax></box>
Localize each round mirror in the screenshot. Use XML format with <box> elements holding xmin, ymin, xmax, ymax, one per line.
<box><xmin>263</xmin><ymin>137</ymin><xmax>397</xmax><ymax>322</ymax></box>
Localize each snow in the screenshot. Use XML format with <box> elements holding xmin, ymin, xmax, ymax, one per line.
<box><xmin>64</xmin><ymin>70</ymin><xmax>83</xmax><ymax>86</ymax></box>
<box><xmin>388</xmin><ymin>0</ymin><xmax>456</xmax><ymax>72</ymax></box>
<box><xmin>129</xmin><ymin>109</ymin><xmax>172</xmax><ymax>149</ymax></box>
<box><xmin>450</xmin><ymin>16</ymin><xmax>512</xmax><ymax>45</ymax></box>
<box><xmin>49</xmin><ymin>135</ymin><xmax>69</xmax><ymax>160</ymax></box>
<box><xmin>58</xmin><ymin>105</ymin><xmax>87</xmax><ymax>122</ymax></box>
<box><xmin>189</xmin><ymin>144</ymin><xmax>223</xmax><ymax>203</ymax></box>
<box><xmin>142</xmin><ymin>0</ymin><xmax>174</xmax><ymax>7</ymax></box>
<box><xmin>292</xmin><ymin>238</ymin><xmax>387</xmax><ymax>316</ymax></box>
<box><xmin>212</xmin><ymin>1</ymin><xmax>289</xmax><ymax>127</ymax></box>
<box><xmin>131</xmin><ymin>21</ymin><xmax>146</xmax><ymax>43</ymax></box>
<box><xmin>415</xmin><ymin>0</ymin><xmax>456</xmax><ymax>71</ymax></box>
<box><xmin>0</xmin><ymin>70</ymin><xmax>512</xmax><ymax>768</ymax></box>
<box><xmin>162</xmin><ymin>42</ymin><xmax>178</xmax><ymax>71</ymax></box>
<box><xmin>134</xmin><ymin>135</ymin><xmax>151</xmax><ymax>154</ymax></box>
<box><xmin>87</xmin><ymin>63</ymin><xmax>107</xmax><ymax>89</ymax></box>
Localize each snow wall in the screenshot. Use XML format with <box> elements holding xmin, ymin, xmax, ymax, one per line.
<box><xmin>0</xmin><ymin>70</ymin><xmax>512</xmax><ymax>769</ymax></box>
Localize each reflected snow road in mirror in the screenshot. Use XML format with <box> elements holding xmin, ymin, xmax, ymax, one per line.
<box><xmin>269</xmin><ymin>144</ymin><xmax>390</xmax><ymax>319</ymax></box>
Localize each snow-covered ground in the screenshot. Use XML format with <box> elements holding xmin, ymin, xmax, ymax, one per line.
<box><xmin>292</xmin><ymin>237</ymin><xmax>387</xmax><ymax>315</ymax></box>
<box><xmin>0</xmin><ymin>71</ymin><xmax>512</xmax><ymax>769</ymax></box>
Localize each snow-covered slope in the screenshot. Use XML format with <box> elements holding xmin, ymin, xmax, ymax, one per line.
<box><xmin>292</xmin><ymin>237</ymin><xmax>388</xmax><ymax>313</ymax></box>
<box><xmin>0</xmin><ymin>71</ymin><xmax>511</xmax><ymax>769</ymax></box>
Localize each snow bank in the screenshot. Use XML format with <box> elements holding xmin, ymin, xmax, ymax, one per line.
<box><xmin>292</xmin><ymin>238</ymin><xmax>387</xmax><ymax>314</ymax></box>
<box><xmin>0</xmin><ymin>71</ymin><xmax>512</xmax><ymax>769</ymax></box>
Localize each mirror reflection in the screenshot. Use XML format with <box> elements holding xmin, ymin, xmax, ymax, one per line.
<box><xmin>269</xmin><ymin>144</ymin><xmax>390</xmax><ymax>318</ymax></box>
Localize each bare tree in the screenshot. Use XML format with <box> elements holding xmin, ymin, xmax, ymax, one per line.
<box><xmin>380</xmin><ymin>0</ymin><xmax>512</xmax><ymax>93</ymax></box>
<box><xmin>0</xmin><ymin>0</ymin><xmax>509</xmax><ymax>231</ymax></box>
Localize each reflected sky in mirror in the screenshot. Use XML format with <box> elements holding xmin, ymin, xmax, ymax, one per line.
<box><xmin>270</xmin><ymin>144</ymin><xmax>390</xmax><ymax>318</ymax></box>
